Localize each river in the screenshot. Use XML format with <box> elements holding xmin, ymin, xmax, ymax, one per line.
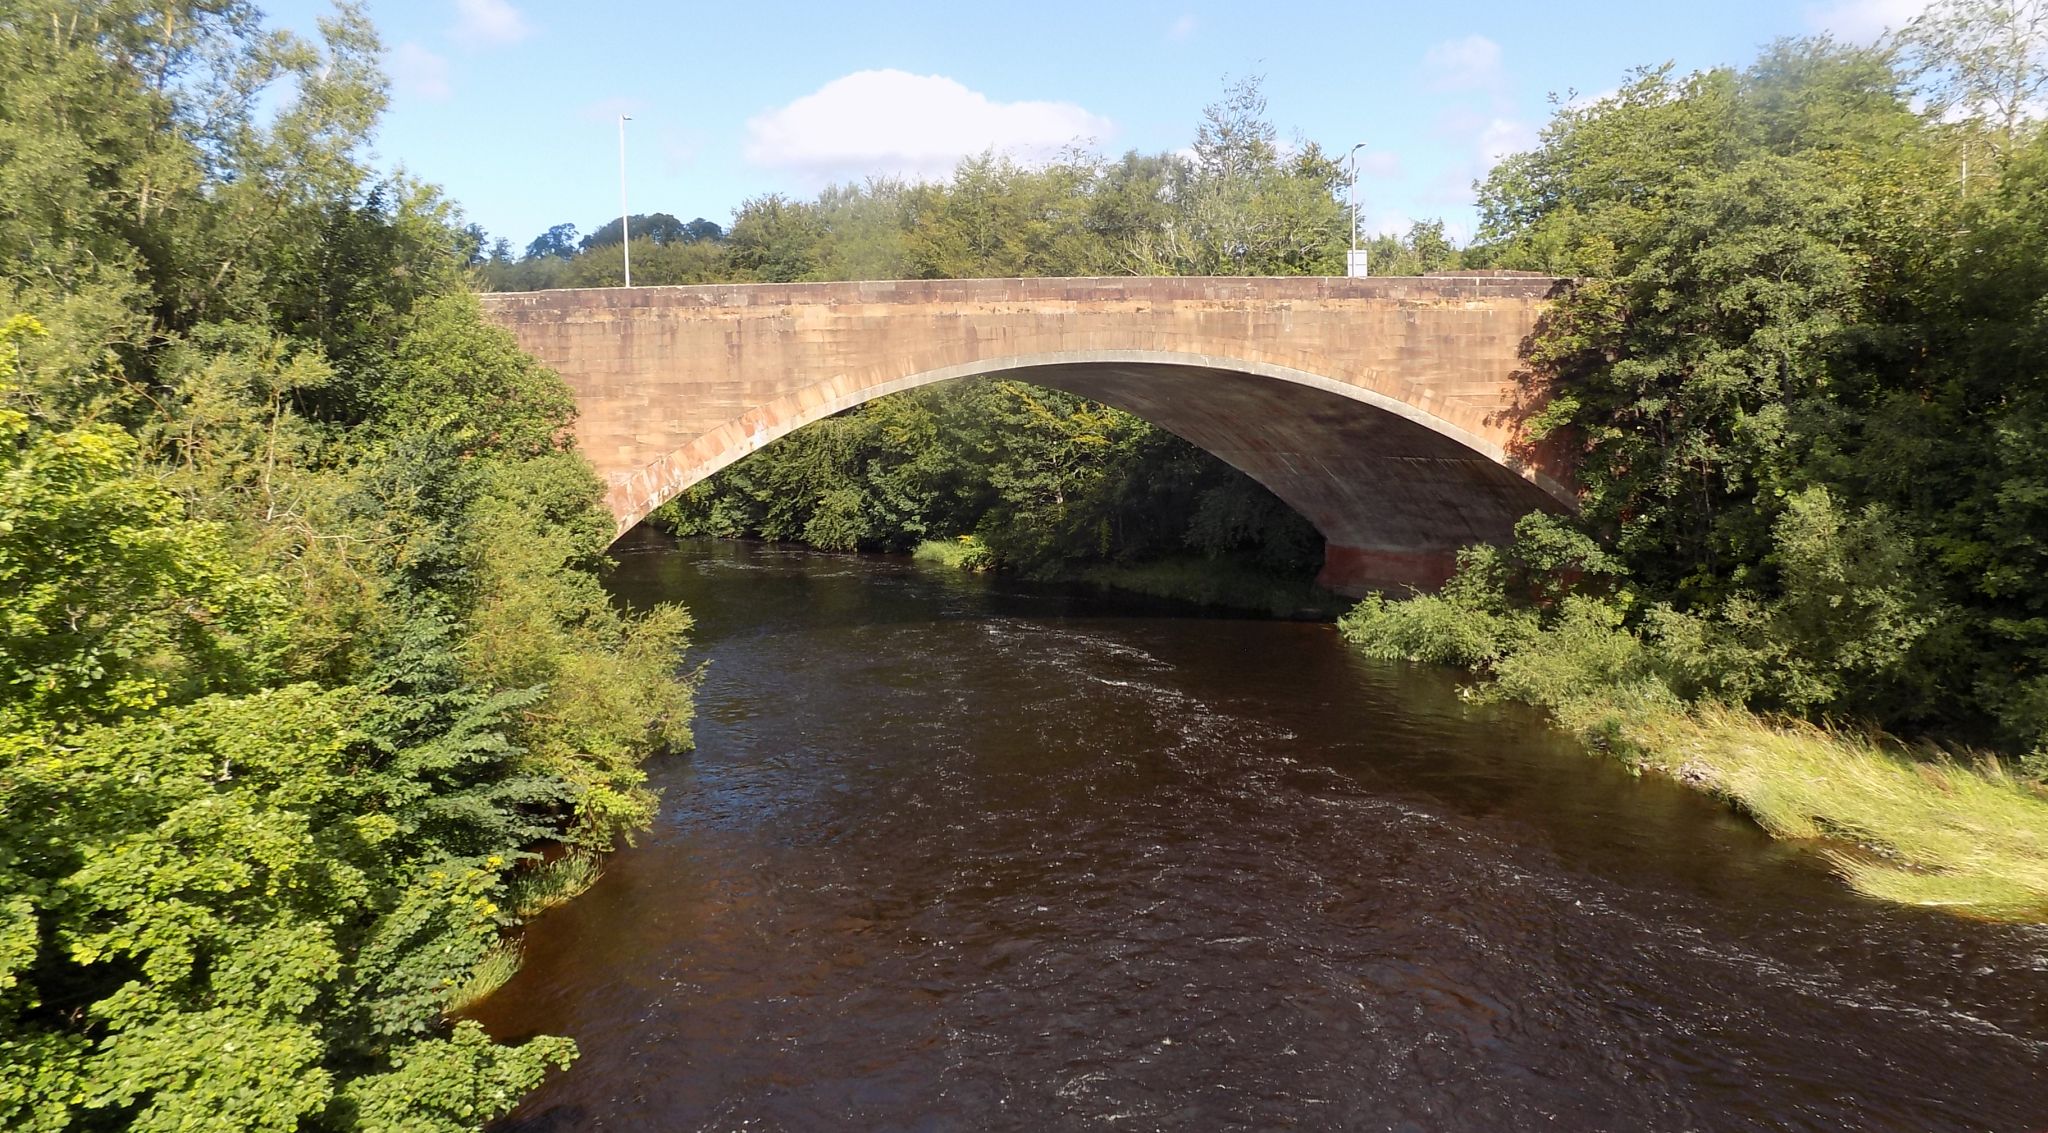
<box><xmin>473</xmin><ymin>534</ymin><xmax>2048</xmax><ymax>1132</ymax></box>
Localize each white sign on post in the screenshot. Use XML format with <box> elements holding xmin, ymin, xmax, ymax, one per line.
<box><xmin>1346</xmin><ymin>250</ymin><xmax>1370</xmax><ymax>278</ymax></box>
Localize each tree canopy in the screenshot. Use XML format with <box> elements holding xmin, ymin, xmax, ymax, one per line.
<box><xmin>0</xmin><ymin>3</ymin><xmax>692</xmax><ymax>1128</ymax></box>
<box><xmin>1400</xmin><ymin>5</ymin><xmax>2048</xmax><ymax>759</ymax></box>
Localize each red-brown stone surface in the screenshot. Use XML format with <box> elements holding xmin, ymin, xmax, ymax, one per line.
<box><xmin>479</xmin><ymin>276</ymin><xmax>1573</xmax><ymax>594</ymax></box>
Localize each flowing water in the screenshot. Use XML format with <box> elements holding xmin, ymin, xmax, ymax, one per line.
<box><xmin>474</xmin><ymin>534</ymin><xmax>2048</xmax><ymax>1132</ymax></box>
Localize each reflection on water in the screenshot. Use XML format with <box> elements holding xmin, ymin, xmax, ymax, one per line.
<box><xmin>473</xmin><ymin>533</ymin><xmax>2048</xmax><ymax>1132</ymax></box>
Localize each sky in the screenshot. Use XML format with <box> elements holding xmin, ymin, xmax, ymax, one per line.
<box><xmin>261</xmin><ymin>0</ymin><xmax>1930</xmax><ymax>252</ymax></box>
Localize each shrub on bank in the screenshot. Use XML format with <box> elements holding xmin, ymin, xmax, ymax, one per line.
<box><xmin>912</xmin><ymin>536</ymin><xmax>999</xmax><ymax>572</ymax></box>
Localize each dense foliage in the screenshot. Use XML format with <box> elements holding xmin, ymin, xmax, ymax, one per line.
<box><xmin>0</xmin><ymin>4</ymin><xmax>692</xmax><ymax>1129</ymax></box>
<box><xmin>1348</xmin><ymin>5</ymin><xmax>2048</xmax><ymax>771</ymax></box>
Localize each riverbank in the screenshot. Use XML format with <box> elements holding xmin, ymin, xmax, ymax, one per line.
<box><xmin>1337</xmin><ymin>585</ymin><xmax>2048</xmax><ymax>923</ymax></box>
<box><xmin>909</xmin><ymin>539</ymin><xmax>1346</xmax><ymax>618</ymax></box>
<box><xmin>1074</xmin><ymin>559</ymin><xmax>1350</xmax><ymax>619</ymax></box>
<box><xmin>1386</xmin><ymin>662</ymin><xmax>2048</xmax><ymax>922</ymax></box>
<box><xmin>1614</xmin><ymin>707</ymin><xmax>2048</xmax><ymax>920</ymax></box>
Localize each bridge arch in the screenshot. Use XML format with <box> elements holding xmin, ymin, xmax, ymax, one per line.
<box><xmin>478</xmin><ymin>275</ymin><xmax>1572</xmax><ymax>594</ymax></box>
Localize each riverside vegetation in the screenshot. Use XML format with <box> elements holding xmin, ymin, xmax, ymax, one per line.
<box><xmin>484</xmin><ymin>5</ymin><xmax>2048</xmax><ymax>919</ymax></box>
<box><xmin>0</xmin><ymin>4</ymin><xmax>692</xmax><ymax>1130</ymax></box>
<box><xmin>1338</xmin><ymin>3</ymin><xmax>2048</xmax><ymax>920</ymax></box>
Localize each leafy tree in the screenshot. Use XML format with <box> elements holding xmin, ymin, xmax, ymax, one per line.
<box><xmin>0</xmin><ymin>5</ymin><xmax>696</xmax><ymax>1127</ymax></box>
<box><xmin>1896</xmin><ymin>0</ymin><xmax>2048</xmax><ymax>157</ymax></box>
<box><xmin>679</xmin><ymin>216</ymin><xmax>725</xmax><ymax>243</ymax></box>
<box><xmin>1399</xmin><ymin>30</ymin><xmax>2048</xmax><ymax>756</ymax></box>
<box><xmin>0</xmin><ymin>319</ymin><xmax>281</xmax><ymax>732</ymax></box>
<box><xmin>523</xmin><ymin>222</ymin><xmax>580</xmax><ymax>260</ymax></box>
<box><xmin>904</xmin><ymin>155</ymin><xmax>1095</xmax><ymax>277</ymax></box>
<box><xmin>376</xmin><ymin>293</ymin><xmax>576</xmax><ymax>459</ymax></box>
<box><xmin>578</xmin><ymin>212</ymin><xmax>722</xmax><ymax>250</ymax></box>
<box><xmin>1364</xmin><ymin>221</ymin><xmax>1460</xmax><ymax>276</ymax></box>
<box><xmin>1191</xmin><ymin>74</ymin><xmax>1279</xmax><ymax>181</ymax></box>
<box><xmin>725</xmin><ymin>193</ymin><xmax>828</xmax><ymax>281</ymax></box>
<box><xmin>1128</xmin><ymin>77</ymin><xmax>1348</xmax><ymax>275</ymax></box>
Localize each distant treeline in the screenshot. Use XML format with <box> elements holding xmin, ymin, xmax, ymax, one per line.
<box><xmin>653</xmin><ymin>376</ymin><xmax>1324</xmax><ymax>581</ymax></box>
<box><xmin>474</xmin><ymin>78</ymin><xmax>1462</xmax><ymax>292</ymax></box>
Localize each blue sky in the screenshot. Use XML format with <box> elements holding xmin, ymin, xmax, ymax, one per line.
<box><xmin>263</xmin><ymin>0</ymin><xmax>1926</xmax><ymax>251</ymax></box>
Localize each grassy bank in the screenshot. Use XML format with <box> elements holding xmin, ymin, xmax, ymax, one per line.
<box><xmin>1614</xmin><ymin>707</ymin><xmax>2048</xmax><ymax>920</ymax></box>
<box><xmin>1340</xmin><ymin>591</ymin><xmax>2048</xmax><ymax>921</ymax></box>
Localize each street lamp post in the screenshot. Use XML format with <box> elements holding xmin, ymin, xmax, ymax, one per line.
<box><xmin>1347</xmin><ymin>141</ymin><xmax>1368</xmax><ymax>278</ymax></box>
<box><xmin>619</xmin><ymin>114</ymin><xmax>632</xmax><ymax>288</ymax></box>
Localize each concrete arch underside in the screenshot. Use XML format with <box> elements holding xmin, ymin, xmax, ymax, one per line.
<box><xmin>626</xmin><ymin>350</ymin><xmax>1568</xmax><ymax>595</ymax></box>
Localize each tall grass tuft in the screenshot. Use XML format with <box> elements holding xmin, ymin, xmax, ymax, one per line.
<box><xmin>445</xmin><ymin>941</ymin><xmax>523</xmax><ymax>1014</ymax></box>
<box><xmin>1625</xmin><ymin>707</ymin><xmax>2048</xmax><ymax>920</ymax></box>
<box><xmin>510</xmin><ymin>851</ymin><xmax>605</xmax><ymax>919</ymax></box>
<box><xmin>911</xmin><ymin>536</ymin><xmax>997</xmax><ymax>572</ymax></box>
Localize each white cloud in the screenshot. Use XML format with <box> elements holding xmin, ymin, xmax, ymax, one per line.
<box><xmin>1476</xmin><ymin>117</ymin><xmax>1536</xmax><ymax>164</ymax></box>
<box><xmin>1395</xmin><ymin>113</ymin><xmax>1535</xmax><ymax>222</ymax></box>
<box><xmin>1423</xmin><ymin>35</ymin><xmax>1505</xmax><ymax>92</ymax></box>
<box><xmin>744</xmin><ymin>70</ymin><xmax>1112</xmax><ymax>181</ymax></box>
<box><xmin>1435</xmin><ymin>108</ymin><xmax>1535</xmax><ymax>166</ymax></box>
<box><xmin>1804</xmin><ymin>0</ymin><xmax>1926</xmax><ymax>42</ymax></box>
<box><xmin>391</xmin><ymin>42</ymin><xmax>451</xmax><ymax>100</ymax></box>
<box><xmin>1168</xmin><ymin>14</ymin><xmax>1198</xmax><ymax>41</ymax></box>
<box><xmin>451</xmin><ymin>0</ymin><xmax>531</xmax><ymax>48</ymax></box>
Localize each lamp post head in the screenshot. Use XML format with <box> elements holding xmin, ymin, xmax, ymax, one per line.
<box><xmin>1346</xmin><ymin>142</ymin><xmax>1369</xmax><ymax>275</ymax></box>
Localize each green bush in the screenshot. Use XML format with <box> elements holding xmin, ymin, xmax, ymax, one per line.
<box><xmin>912</xmin><ymin>536</ymin><xmax>998</xmax><ymax>572</ymax></box>
<box><xmin>1337</xmin><ymin>546</ymin><xmax>1535</xmax><ymax>668</ymax></box>
<box><xmin>1491</xmin><ymin>596</ymin><xmax>1671</xmax><ymax>716</ymax></box>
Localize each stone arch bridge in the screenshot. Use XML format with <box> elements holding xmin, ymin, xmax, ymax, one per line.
<box><xmin>478</xmin><ymin>275</ymin><xmax>1572</xmax><ymax>595</ymax></box>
